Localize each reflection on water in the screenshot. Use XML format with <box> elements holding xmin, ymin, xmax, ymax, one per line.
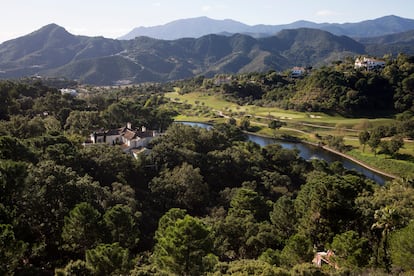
<box><xmin>178</xmin><ymin>122</ymin><xmax>390</xmax><ymax>184</ymax></box>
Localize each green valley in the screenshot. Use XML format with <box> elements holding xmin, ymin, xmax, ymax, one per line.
<box><xmin>163</xmin><ymin>54</ymin><xmax>414</xmax><ymax>179</ymax></box>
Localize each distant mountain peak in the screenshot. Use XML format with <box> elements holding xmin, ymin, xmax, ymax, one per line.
<box><xmin>40</xmin><ymin>22</ymin><xmax>63</xmax><ymax>29</ymax></box>
<box><xmin>34</xmin><ymin>23</ymin><xmax>68</xmax><ymax>34</ymax></box>
<box><xmin>27</xmin><ymin>23</ymin><xmax>73</xmax><ymax>40</ymax></box>
<box><xmin>118</xmin><ymin>17</ymin><xmax>250</xmax><ymax>40</ymax></box>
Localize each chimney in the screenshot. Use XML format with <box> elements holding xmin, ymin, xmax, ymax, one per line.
<box><xmin>141</xmin><ymin>126</ymin><xmax>146</xmax><ymax>132</ymax></box>
<box><xmin>127</xmin><ymin>122</ymin><xmax>132</xmax><ymax>129</ymax></box>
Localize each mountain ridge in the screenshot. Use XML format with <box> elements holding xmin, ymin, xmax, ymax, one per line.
<box><xmin>119</xmin><ymin>15</ymin><xmax>414</xmax><ymax>40</ymax></box>
<box><xmin>0</xmin><ymin>25</ymin><xmax>366</xmax><ymax>84</ymax></box>
<box><xmin>0</xmin><ymin>21</ymin><xmax>413</xmax><ymax>85</ymax></box>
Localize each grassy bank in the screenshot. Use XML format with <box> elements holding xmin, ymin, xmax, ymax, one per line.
<box><xmin>347</xmin><ymin>149</ymin><xmax>414</xmax><ymax>178</ymax></box>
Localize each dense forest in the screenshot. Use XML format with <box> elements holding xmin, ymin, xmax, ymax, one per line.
<box><xmin>1</xmin><ymin>56</ymin><xmax>414</xmax><ymax>275</ymax></box>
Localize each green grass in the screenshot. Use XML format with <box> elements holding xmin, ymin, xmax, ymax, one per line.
<box><xmin>400</xmin><ymin>141</ymin><xmax>414</xmax><ymax>155</ymax></box>
<box><xmin>257</xmin><ymin>127</ymin><xmax>310</xmax><ymax>139</ymax></box>
<box><xmin>166</xmin><ymin>91</ymin><xmax>306</xmax><ymax>120</ymax></box>
<box><xmin>173</xmin><ymin>114</ymin><xmax>228</xmax><ymax>124</ymax></box>
<box><xmin>174</xmin><ymin>115</ymin><xmax>213</xmax><ymax>123</ymax></box>
<box><xmin>347</xmin><ymin>149</ymin><xmax>414</xmax><ymax>178</ymax></box>
<box><xmin>165</xmin><ymin>91</ymin><xmax>394</xmax><ymax>127</ymax></box>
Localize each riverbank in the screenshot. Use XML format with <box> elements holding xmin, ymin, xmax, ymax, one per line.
<box><xmin>320</xmin><ymin>145</ymin><xmax>397</xmax><ymax>180</ymax></box>
<box><xmin>245</xmin><ymin>130</ymin><xmax>398</xmax><ymax>181</ymax></box>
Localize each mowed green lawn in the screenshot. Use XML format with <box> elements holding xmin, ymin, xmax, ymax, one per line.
<box><xmin>165</xmin><ymin>91</ymin><xmax>393</xmax><ymax>127</ymax></box>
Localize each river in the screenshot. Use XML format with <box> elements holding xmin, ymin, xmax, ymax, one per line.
<box><xmin>178</xmin><ymin>121</ymin><xmax>391</xmax><ymax>185</ymax></box>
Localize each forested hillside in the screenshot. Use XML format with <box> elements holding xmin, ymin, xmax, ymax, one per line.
<box><xmin>179</xmin><ymin>53</ymin><xmax>414</xmax><ymax>118</ymax></box>
<box><xmin>1</xmin><ymin>78</ymin><xmax>414</xmax><ymax>275</ymax></box>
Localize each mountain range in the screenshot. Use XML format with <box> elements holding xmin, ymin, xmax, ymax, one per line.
<box><xmin>119</xmin><ymin>15</ymin><xmax>414</xmax><ymax>40</ymax></box>
<box><xmin>0</xmin><ymin>15</ymin><xmax>414</xmax><ymax>85</ymax></box>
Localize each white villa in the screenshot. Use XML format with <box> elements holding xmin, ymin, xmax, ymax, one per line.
<box><xmin>354</xmin><ymin>57</ymin><xmax>385</xmax><ymax>70</ymax></box>
<box><xmin>291</xmin><ymin>67</ymin><xmax>306</xmax><ymax>77</ymax></box>
<box><xmin>89</xmin><ymin>123</ymin><xmax>158</xmax><ymax>152</ymax></box>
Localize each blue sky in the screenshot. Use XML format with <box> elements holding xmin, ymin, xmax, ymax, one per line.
<box><xmin>1</xmin><ymin>0</ymin><xmax>414</xmax><ymax>43</ymax></box>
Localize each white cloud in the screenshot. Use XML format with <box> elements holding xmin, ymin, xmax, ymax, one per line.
<box><xmin>153</xmin><ymin>2</ymin><xmax>161</xmax><ymax>7</ymax></box>
<box><xmin>316</xmin><ymin>10</ymin><xmax>337</xmax><ymax>17</ymax></box>
<box><xmin>202</xmin><ymin>5</ymin><xmax>212</xmax><ymax>12</ymax></box>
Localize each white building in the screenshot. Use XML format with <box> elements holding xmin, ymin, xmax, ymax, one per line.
<box><xmin>355</xmin><ymin>57</ymin><xmax>385</xmax><ymax>70</ymax></box>
<box><xmin>291</xmin><ymin>67</ymin><xmax>306</xmax><ymax>77</ymax></box>
<box><xmin>90</xmin><ymin>123</ymin><xmax>158</xmax><ymax>152</ymax></box>
<box><xmin>60</xmin><ymin>88</ymin><xmax>78</xmax><ymax>96</ymax></box>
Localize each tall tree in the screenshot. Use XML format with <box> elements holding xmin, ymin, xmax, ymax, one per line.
<box><xmin>229</xmin><ymin>188</ymin><xmax>269</xmax><ymax>221</ymax></box>
<box><xmin>279</xmin><ymin>234</ymin><xmax>313</xmax><ymax>268</ymax></box>
<box><xmin>0</xmin><ymin>224</ymin><xmax>27</xmax><ymax>275</ymax></box>
<box><xmin>61</xmin><ymin>202</ymin><xmax>102</xmax><ymax>254</ymax></box>
<box><xmin>0</xmin><ymin>135</ymin><xmax>35</xmax><ymax>162</ymax></box>
<box><xmin>55</xmin><ymin>259</ymin><xmax>93</xmax><ymax>276</ymax></box>
<box><xmin>149</xmin><ymin>162</ymin><xmax>209</xmax><ymax>212</ymax></box>
<box><xmin>295</xmin><ymin>171</ymin><xmax>372</xmax><ymax>248</ymax></box>
<box><xmin>103</xmin><ymin>204</ymin><xmax>140</xmax><ymax>248</ymax></box>
<box><xmin>358</xmin><ymin>130</ymin><xmax>370</xmax><ymax>152</ymax></box>
<box><xmin>64</xmin><ymin>111</ymin><xmax>102</xmax><ymax>136</ymax></box>
<box><xmin>19</xmin><ymin>161</ymin><xmax>106</xmax><ymax>252</ymax></box>
<box><xmin>356</xmin><ymin>178</ymin><xmax>414</xmax><ymax>269</ymax></box>
<box><xmin>330</xmin><ymin>230</ymin><xmax>370</xmax><ymax>269</ymax></box>
<box><xmin>371</xmin><ymin>206</ymin><xmax>401</xmax><ymax>271</ymax></box>
<box><xmin>239</xmin><ymin>117</ymin><xmax>251</xmax><ymax>131</ymax></box>
<box><xmin>388</xmin><ymin>135</ymin><xmax>404</xmax><ymax>156</ymax></box>
<box><xmin>86</xmin><ymin>243</ymin><xmax>131</xmax><ymax>276</ymax></box>
<box><xmin>270</xmin><ymin>196</ymin><xmax>297</xmax><ymax>243</ymax></box>
<box><xmin>78</xmin><ymin>144</ymin><xmax>140</xmax><ymax>186</ymax></box>
<box><xmin>368</xmin><ymin>130</ymin><xmax>383</xmax><ymax>155</ymax></box>
<box><xmin>153</xmin><ymin>214</ymin><xmax>213</xmax><ymax>275</ymax></box>
<box><xmin>0</xmin><ymin>160</ymin><xmax>28</xmax><ymax>223</ymax></box>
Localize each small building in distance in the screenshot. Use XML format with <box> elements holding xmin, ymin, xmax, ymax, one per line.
<box><xmin>89</xmin><ymin>123</ymin><xmax>158</xmax><ymax>153</ymax></box>
<box><xmin>60</xmin><ymin>88</ymin><xmax>78</xmax><ymax>96</ymax></box>
<box><xmin>290</xmin><ymin>66</ymin><xmax>309</xmax><ymax>78</ymax></box>
<box><xmin>354</xmin><ymin>57</ymin><xmax>385</xmax><ymax>70</ymax></box>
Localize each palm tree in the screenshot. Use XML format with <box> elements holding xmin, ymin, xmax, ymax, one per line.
<box><xmin>371</xmin><ymin>206</ymin><xmax>401</xmax><ymax>271</ymax></box>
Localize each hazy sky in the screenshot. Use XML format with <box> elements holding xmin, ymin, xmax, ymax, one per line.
<box><xmin>1</xmin><ymin>0</ymin><xmax>414</xmax><ymax>43</ymax></box>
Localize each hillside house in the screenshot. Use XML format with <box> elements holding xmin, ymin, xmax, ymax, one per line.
<box><xmin>291</xmin><ymin>67</ymin><xmax>306</xmax><ymax>77</ymax></box>
<box><xmin>60</xmin><ymin>88</ymin><xmax>78</xmax><ymax>96</ymax></box>
<box><xmin>89</xmin><ymin>123</ymin><xmax>158</xmax><ymax>152</ymax></box>
<box><xmin>354</xmin><ymin>57</ymin><xmax>385</xmax><ymax>70</ymax></box>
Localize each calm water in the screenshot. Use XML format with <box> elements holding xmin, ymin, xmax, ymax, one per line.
<box><xmin>178</xmin><ymin>121</ymin><xmax>390</xmax><ymax>184</ymax></box>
